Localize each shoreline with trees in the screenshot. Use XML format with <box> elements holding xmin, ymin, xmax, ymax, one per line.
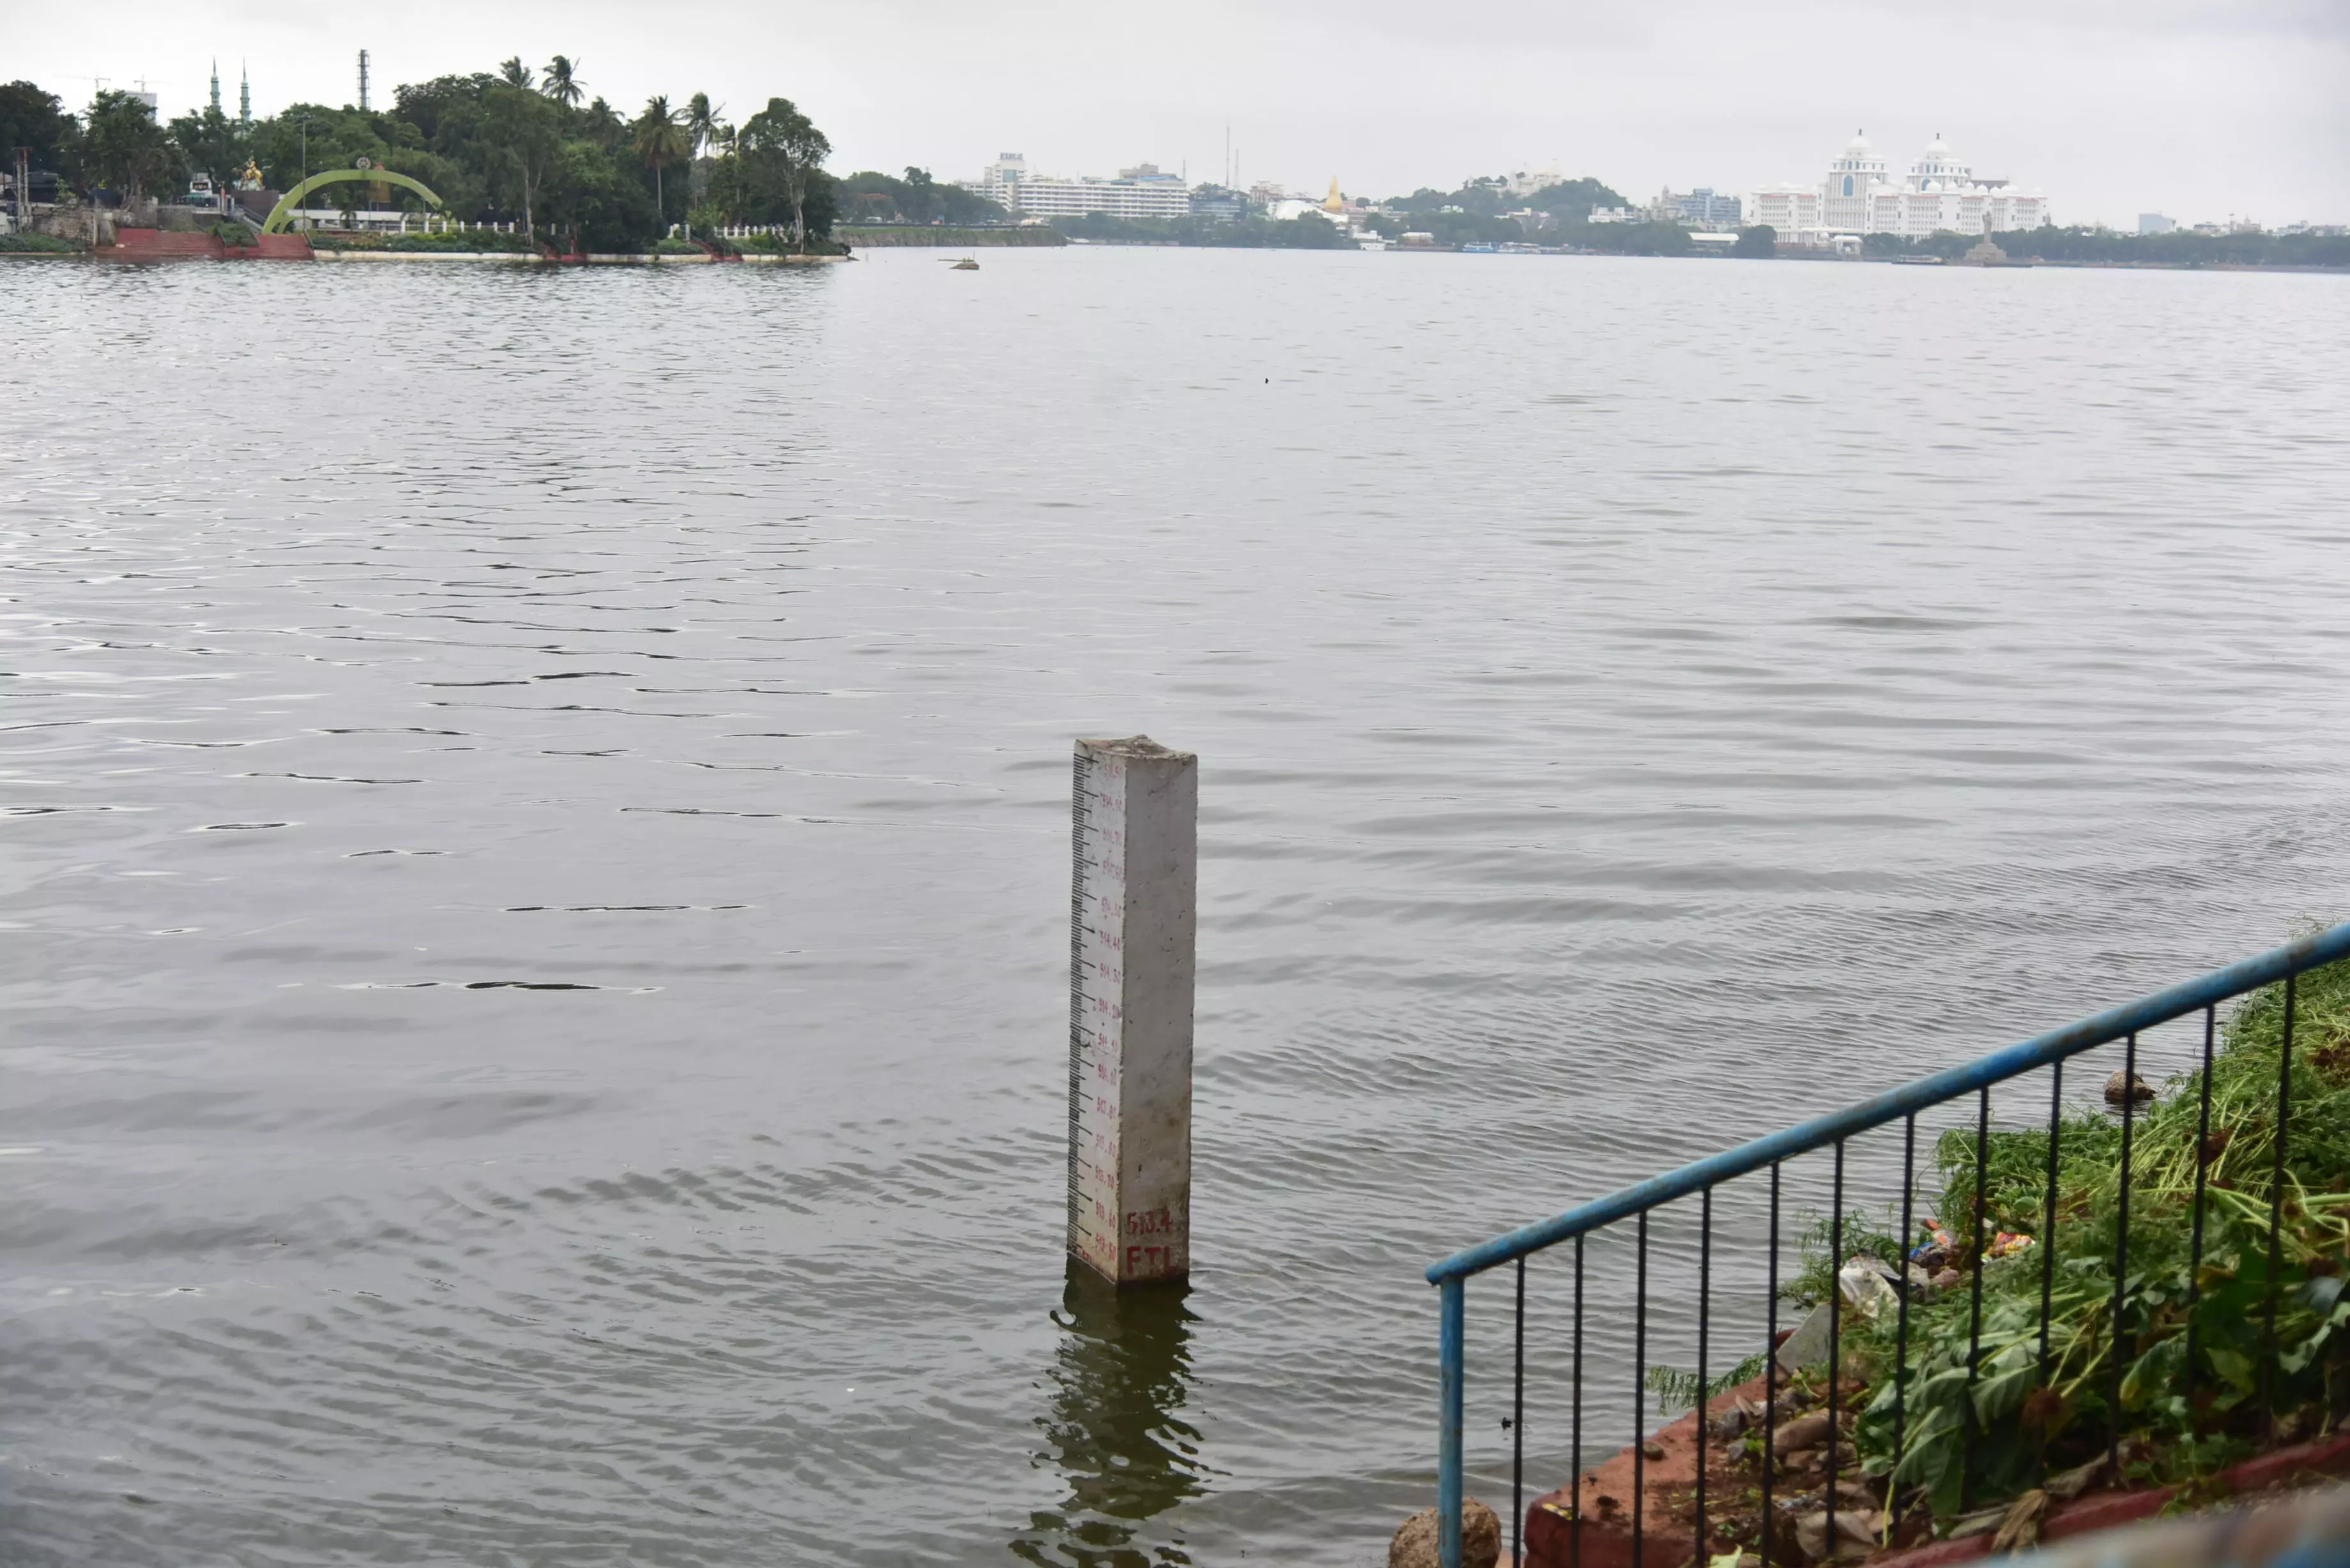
<box><xmin>6</xmin><ymin>74</ymin><xmax>2344</xmax><ymax>269</ymax></box>
<box><xmin>2</xmin><ymin>61</ymin><xmax>854</xmax><ymax>258</ymax></box>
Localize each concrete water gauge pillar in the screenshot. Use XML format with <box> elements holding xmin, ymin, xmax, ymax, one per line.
<box><xmin>1067</xmin><ymin>736</ymin><xmax>1197</xmax><ymax>1285</ymax></box>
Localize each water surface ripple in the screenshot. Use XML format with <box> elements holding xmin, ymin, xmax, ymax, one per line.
<box><xmin>3</xmin><ymin>252</ymin><xmax>2348</xmax><ymax>1565</ymax></box>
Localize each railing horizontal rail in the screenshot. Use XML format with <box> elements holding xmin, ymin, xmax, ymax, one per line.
<box><xmin>1427</xmin><ymin>917</ymin><xmax>2350</xmax><ymax>1286</ymax></box>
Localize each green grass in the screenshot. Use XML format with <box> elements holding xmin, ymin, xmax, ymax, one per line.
<box><xmin>0</xmin><ymin>231</ymin><xmax>83</xmax><ymax>253</ymax></box>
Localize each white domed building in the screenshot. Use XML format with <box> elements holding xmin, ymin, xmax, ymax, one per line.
<box><xmin>1822</xmin><ymin>131</ymin><xmax>1890</xmax><ymax>232</ymax></box>
<box><xmin>1747</xmin><ymin>132</ymin><xmax>2051</xmax><ymax>247</ymax></box>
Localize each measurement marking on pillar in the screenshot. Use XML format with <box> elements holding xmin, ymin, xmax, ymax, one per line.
<box><xmin>1066</xmin><ymin>735</ymin><xmax>1195</xmax><ymax>1285</ymax></box>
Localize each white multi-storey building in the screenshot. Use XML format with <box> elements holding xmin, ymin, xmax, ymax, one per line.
<box><xmin>978</xmin><ymin>153</ymin><xmax>1027</xmax><ymax>209</ymax></box>
<box><xmin>1751</xmin><ymin>133</ymin><xmax>2050</xmax><ymax>245</ymax></box>
<box><xmin>975</xmin><ymin>155</ymin><xmax>1192</xmax><ymax>221</ymax></box>
<box><xmin>1747</xmin><ymin>183</ymin><xmax>1823</xmax><ymax>241</ymax></box>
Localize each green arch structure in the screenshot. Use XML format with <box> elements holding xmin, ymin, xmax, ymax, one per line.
<box><xmin>262</xmin><ymin>169</ymin><xmax>445</xmax><ymax>233</ymax></box>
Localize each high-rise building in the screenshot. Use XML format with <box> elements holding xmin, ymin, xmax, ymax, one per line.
<box><xmin>2139</xmin><ymin>213</ymin><xmax>2177</xmax><ymax>235</ymax></box>
<box><xmin>977</xmin><ymin>153</ymin><xmax>1027</xmax><ymax>208</ymax></box>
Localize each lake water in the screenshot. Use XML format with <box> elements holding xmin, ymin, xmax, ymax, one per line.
<box><xmin>3</xmin><ymin>247</ymin><xmax>2348</xmax><ymax>1566</ymax></box>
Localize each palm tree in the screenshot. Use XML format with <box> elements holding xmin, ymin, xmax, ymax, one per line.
<box><xmin>684</xmin><ymin>93</ymin><xmax>721</xmax><ymax>158</ymax></box>
<box><xmin>631</xmin><ymin>96</ymin><xmax>690</xmax><ymax>222</ymax></box>
<box><xmin>582</xmin><ymin>96</ymin><xmax>624</xmax><ymax>153</ymax></box>
<box><xmin>543</xmin><ymin>56</ymin><xmax>582</xmax><ymax>108</ymax></box>
<box><xmin>497</xmin><ymin>56</ymin><xmax>534</xmax><ymax>89</ymax></box>
<box><xmin>710</xmin><ymin>123</ymin><xmax>739</xmax><ymax>222</ymax></box>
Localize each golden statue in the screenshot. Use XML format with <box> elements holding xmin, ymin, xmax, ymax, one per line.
<box><xmin>236</xmin><ymin>158</ymin><xmax>264</xmax><ymax>191</ymax></box>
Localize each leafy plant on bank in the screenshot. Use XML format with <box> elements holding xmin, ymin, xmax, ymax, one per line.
<box><xmin>1835</xmin><ymin>953</ymin><xmax>2350</xmax><ymax>1519</ymax></box>
<box><xmin>1649</xmin><ymin>1351</ymin><xmax>1772</xmax><ymax>1415</ymax></box>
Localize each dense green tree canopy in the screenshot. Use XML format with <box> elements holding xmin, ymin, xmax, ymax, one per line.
<box><xmin>1367</xmin><ymin>174</ymin><xmax>1630</xmax><ymax>247</ymax></box>
<box><xmin>166</xmin><ymin>105</ymin><xmax>247</xmax><ymax>185</ymax></box>
<box><xmin>835</xmin><ymin>167</ymin><xmax>1006</xmax><ymax>226</ymax></box>
<box><xmin>1</xmin><ymin>56</ymin><xmax>845</xmax><ymax>252</ymax></box>
<box><xmin>1522</xmin><ymin>177</ymin><xmax>1626</xmax><ymax>221</ymax></box>
<box><xmin>0</xmin><ymin>80</ymin><xmax>75</xmax><ymax>173</ymax></box>
<box><xmin>81</xmin><ymin>90</ymin><xmax>176</xmax><ymax>202</ymax></box>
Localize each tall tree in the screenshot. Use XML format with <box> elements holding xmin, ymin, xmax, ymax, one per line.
<box><xmin>581</xmin><ymin>96</ymin><xmax>624</xmax><ymax>153</ymax></box>
<box><xmin>497</xmin><ymin>57</ymin><xmax>534</xmax><ymax>90</ymax></box>
<box><xmin>167</xmin><ymin>103</ymin><xmax>248</xmax><ymax>185</ymax></box>
<box><xmin>739</xmin><ymin>96</ymin><xmax>829</xmax><ymax>249</ymax></box>
<box><xmin>80</xmin><ymin>89</ymin><xmax>176</xmax><ymax>203</ymax></box>
<box><xmin>683</xmin><ymin>93</ymin><xmax>720</xmax><ymax>158</ymax></box>
<box><xmin>0</xmin><ymin>80</ymin><xmax>75</xmax><ymax>174</ymax></box>
<box><xmin>480</xmin><ymin>84</ymin><xmax>561</xmax><ymax>243</ymax></box>
<box><xmin>542</xmin><ymin>56</ymin><xmax>582</xmax><ymax>108</ymax></box>
<box><xmin>631</xmin><ymin>95</ymin><xmax>688</xmax><ymax>222</ymax></box>
<box><xmin>708</xmin><ymin>121</ymin><xmax>739</xmax><ymax>220</ymax></box>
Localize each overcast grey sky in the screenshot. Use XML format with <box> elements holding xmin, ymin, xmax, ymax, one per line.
<box><xmin>17</xmin><ymin>0</ymin><xmax>2349</xmax><ymax>223</ymax></box>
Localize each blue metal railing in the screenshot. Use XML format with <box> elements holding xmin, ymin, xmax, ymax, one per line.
<box><xmin>1424</xmin><ymin>918</ymin><xmax>2350</xmax><ymax>1568</ymax></box>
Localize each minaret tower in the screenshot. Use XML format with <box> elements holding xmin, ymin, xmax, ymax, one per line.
<box><xmin>239</xmin><ymin>63</ymin><xmax>250</xmax><ymax>124</ymax></box>
<box><xmin>209</xmin><ymin>59</ymin><xmax>222</xmax><ymax>115</ymax></box>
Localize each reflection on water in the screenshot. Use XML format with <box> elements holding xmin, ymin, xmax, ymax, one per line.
<box><xmin>1012</xmin><ymin>1265</ymin><xmax>1206</xmax><ymax>1567</ymax></box>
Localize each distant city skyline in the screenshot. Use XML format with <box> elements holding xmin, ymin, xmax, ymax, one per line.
<box><xmin>13</xmin><ymin>0</ymin><xmax>2347</xmax><ymax>226</ymax></box>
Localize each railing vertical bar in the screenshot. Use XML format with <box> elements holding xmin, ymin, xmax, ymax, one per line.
<box><xmin>1826</xmin><ymin>1141</ymin><xmax>1846</xmax><ymax>1519</ymax></box>
<box><xmin>2261</xmin><ymin>973</ymin><xmax>2297</xmax><ymax>1440</ymax></box>
<box><xmin>1762</xmin><ymin>1162</ymin><xmax>1780</xmax><ymax>1565</ymax></box>
<box><xmin>2184</xmin><ymin>1004</ymin><xmax>2217</xmax><ymax>1437</ymax></box>
<box><xmin>1960</xmin><ymin>1085</ymin><xmax>1990</xmax><ymax>1511</ymax></box>
<box><xmin>1572</xmin><ymin>1233</ymin><xmax>1584</xmax><ymax>1568</ymax></box>
<box><xmin>2110</xmin><ymin>1031</ymin><xmax>2139</xmax><ymax>1476</ymax></box>
<box><xmin>1695</xmin><ymin>1185</ymin><xmax>1712</xmax><ymax>1560</ymax></box>
<box><xmin>1632</xmin><ymin>1210</ymin><xmax>1649</xmax><ymax>1567</ymax></box>
<box><xmin>2036</xmin><ymin>1058</ymin><xmax>2064</xmax><ymax>1481</ymax></box>
<box><xmin>1439</xmin><ymin>1276</ymin><xmax>1465</xmax><ymax>1568</ymax></box>
<box><xmin>1894</xmin><ymin>1113</ymin><xmax>1917</xmax><ymax>1482</ymax></box>
<box><xmin>1512</xmin><ymin>1256</ymin><xmax>1524</xmax><ymax>1568</ymax></box>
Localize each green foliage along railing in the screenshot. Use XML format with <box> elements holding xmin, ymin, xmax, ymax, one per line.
<box><xmin>1425</xmin><ymin>919</ymin><xmax>2350</xmax><ymax>1568</ymax></box>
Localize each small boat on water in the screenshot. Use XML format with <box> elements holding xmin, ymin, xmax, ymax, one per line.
<box><xmin>950</xmin><ymin>257</ymin><xmax>980</xmax><ymax>270</ymax></box>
